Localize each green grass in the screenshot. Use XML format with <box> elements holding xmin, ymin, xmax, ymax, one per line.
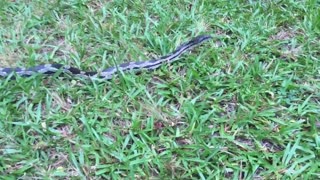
<box><xmin>0</xmin><ymin>0</ymin><xmax>319</xmax><ymax>179</ymax></box>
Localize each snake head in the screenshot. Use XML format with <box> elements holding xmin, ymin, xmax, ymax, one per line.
<box><xmin>192</xmin><ymin>34</ymin><xmax>212</xmax><ymax>44</ymax></box>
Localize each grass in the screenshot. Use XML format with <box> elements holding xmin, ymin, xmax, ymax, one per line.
<box><xmin>0</xmin><ymin>0</ymin><xmax>319</xmax><ymax>179</ymax></box>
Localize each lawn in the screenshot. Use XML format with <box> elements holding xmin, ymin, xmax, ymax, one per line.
<box><xmin>0</xmin><ymin>0</ymin><xmax>319</xmax><ymax>179</ymax></box>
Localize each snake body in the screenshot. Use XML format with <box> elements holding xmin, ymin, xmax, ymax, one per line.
<box><xmin>0</xmin><ymin>35</ymin><xmax>211</xmax><ymax>80</ymax></box>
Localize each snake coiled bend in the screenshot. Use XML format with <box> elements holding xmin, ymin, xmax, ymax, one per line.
<box><xmin>0</xmin><ymin>35</ymin><xmax>211</xmax><ymax>80</ymax></box>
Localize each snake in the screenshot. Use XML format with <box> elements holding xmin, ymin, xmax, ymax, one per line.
<box><xmin>0</xmin><ymin>35</ymin><xmax>211</xmax><ymax>80</ymax></box>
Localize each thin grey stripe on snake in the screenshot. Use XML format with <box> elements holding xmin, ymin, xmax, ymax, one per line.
<box><xmin>0</xmin><ymin>35</ymin><xmax>211</xmax><ymax>80</ymax></box>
